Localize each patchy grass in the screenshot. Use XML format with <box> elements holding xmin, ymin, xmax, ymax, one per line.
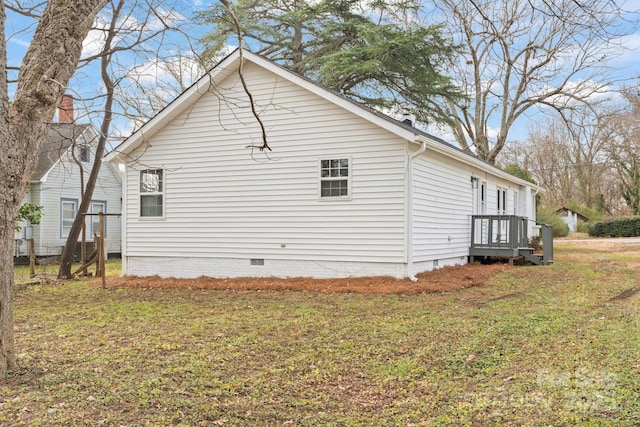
<box><xmin>4</xmin><ymin>248</ymin><xmax>640</xmax><ymax>425</ymax></box>
<box><xmin>13</xmin><ymin>260</ymin><xmax>122</xmax><ymax>285</ymax></box>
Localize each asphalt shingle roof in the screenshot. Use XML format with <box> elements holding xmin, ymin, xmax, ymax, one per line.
<box><xmin>32</xmin><ymin>123</ymin><xmax>91</xmax><ymax>181</ymax></box>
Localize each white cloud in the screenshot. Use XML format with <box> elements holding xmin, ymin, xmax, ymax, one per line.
<box><xmin>147</xmin><ymin>7</ymin><xmax>186</xmax><ymax>31</ymax></box>
<box><xmin>81</xmin><ymin>5</ymin><xmax>188</xmax><ymax>60</ymax></box>
<box><xmin>540</xmin><ymin>79</ymin><xmax>620</xmax><ymax>107</ymax></box>
<box><xmin>81</xmin><ymin>27</ymin><xmax>107</xmax><ymax>59</ymax></box>
<box><xmin>133</xmin><ymin>54</ymin><xmax>203</xmax><ymax>86</ymax></box>
<box><xmin>7</xmin><ymin>37</ymin><xmax>30</xmax><ymax>48</ymax></box>
<box><xmin>607</xmin><ymin>32</ymin><xmax>640</xmax><ymax>65</ymax></box>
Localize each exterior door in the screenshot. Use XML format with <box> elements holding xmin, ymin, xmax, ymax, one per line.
<box><xmin>472</xmin><ymin>180</ymin><xmax>487</xmax><ymax>244</ymax></box>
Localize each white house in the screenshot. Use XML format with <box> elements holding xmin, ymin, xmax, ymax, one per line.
<box><xmin>106</xmin><ymin>50</ymin><xmax>541</xmax><ymax>280</ymax></box>
<box><xmin>15</xmin><ymin>97</ymin><xmax>122</xmax><ymax>260</ymax></box>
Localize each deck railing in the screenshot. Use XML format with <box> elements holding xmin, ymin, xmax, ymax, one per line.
<box><xmin>470</xmin><ymin>215</ymin><xmax>554</xmax><ymax>265</ymax></box>
<box><xmin>470</xmin><ymin>215</ymin><xmax>529</xmax><ymax>250</ymax></box>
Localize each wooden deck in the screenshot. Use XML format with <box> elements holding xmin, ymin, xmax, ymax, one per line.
<box><xmin>469</xmin><ymin>215</ymin><xmax>553</xmax><ymax>265</ymax></box>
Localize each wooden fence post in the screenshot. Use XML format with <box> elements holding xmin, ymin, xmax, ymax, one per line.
<box><xmin>95</xmin><ymin>233</ymin><xmax>102</xmax><ymax>278</ymax></box>
<box><xmin>29</xmin><ymin>239</ymin><xmax>35</xmax><ymax>277</ymax></box>
<box><xmin>100</xmin><ymin>213</ymin><xmax>106</xmax><ymax>288</ymax></box>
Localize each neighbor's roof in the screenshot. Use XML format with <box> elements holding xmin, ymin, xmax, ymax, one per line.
<box><xmin>555</xmin><ymin>206</ymin><xmax>590</xmax><ymax>221</ymax></box>
<box><xmin>32</xmin><ymin>123</ymin><xmax>92</xmax><ymax>181</ymax></box>
<box><xmin>106</xmin><ymin>49</ymin><xmax>538</xmax><ymax>190</ymax></box>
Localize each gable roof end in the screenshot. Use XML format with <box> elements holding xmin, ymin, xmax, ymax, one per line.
<box><xmin>105</xmin><ymin>50</ymin><xmax>539</xmax><ymax>190</ymax></box>
<box><xmin>32</xmin><ymin>123</ymin><xmax>92</xmax><ymax>182</ymax></box>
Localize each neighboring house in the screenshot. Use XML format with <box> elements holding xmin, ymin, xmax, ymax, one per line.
<box><xmin>106</xmin><ymin>50</ymin><xmax>542</xmax><ymax>280</ymax></box>
<box><xmin>15</xmin><ymin>96</ymin><xmax>122</xmax><ymax>260</ymax></box>
<box><xmin>555</xmin><ymin>207</ymin><xmax>589</xmax><ymax>232</ymax></box>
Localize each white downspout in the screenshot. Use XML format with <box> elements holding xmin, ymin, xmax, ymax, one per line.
<box><xmin>407</xmin><ymin>138</ymin><xmax>428</xmax><ymax>282</ymax></box>
<box><xmin>119</xmin><ymin>161</ymin><xmax>128</xmax><ymax>276</ymax></box>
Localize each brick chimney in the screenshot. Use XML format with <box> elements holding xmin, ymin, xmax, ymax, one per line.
<box><xmin>58</xmin><ymin>94</ymin><xmax>74</xmax><ymax>123</ymax></box>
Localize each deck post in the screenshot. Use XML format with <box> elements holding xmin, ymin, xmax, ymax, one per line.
<box><xmin>542</xmin><ymin>224</ymin><xmax>554</xmax><ymax>265</ymax></box>
<box><xmin>470</xmin><ymin>216</ymin><xmax>476</xmax><ymax>247</ymax></box>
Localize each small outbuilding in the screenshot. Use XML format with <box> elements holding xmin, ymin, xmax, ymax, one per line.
<box><xmin>555</xmin><ymin>206</ymin><xmax>589</xmax><ymax>232</ymax></box>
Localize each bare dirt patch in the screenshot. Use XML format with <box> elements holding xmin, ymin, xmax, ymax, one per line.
<box><xmin>608</xmin><ymin>287</ymin><xmax>640</xmax><ymax>302</ymax></box>
<box><xmin>105</xmin><ymin>262</ymin><xmax>513</xmax><ymax>294</ymax></box>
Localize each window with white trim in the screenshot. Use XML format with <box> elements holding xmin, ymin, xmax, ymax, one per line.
<box><xmin>90</xmin><ymin>201</ymin><xmax>106</xmax><ymax>237</ymax></box>
<box><xmin>140</xmin><ymin>169</ymin><xmax>163</xmax><ymax>217</ymax></box>
<box><xmin>320</xmin><ymin>158</ymin><xmax>350</xmax><ymax>198</ymax></box>
<box><xmin>61</xmin><ymin>199</ymin><xmax>77</xmax><ymax>238</ymax></box>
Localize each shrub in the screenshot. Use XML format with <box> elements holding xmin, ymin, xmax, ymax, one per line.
<box><xmin>564</xmin><ymin>201</ymin><xmax>603</xmax><ymax>222</ymax></box>
<box><xmin>588</xmin><ymin>217</ymin><xmax>640</xmax><ymax>237</ymax></box>
<box><xmin>576</xmin><ymin>220</ymin><xmax>590</xmax><ymax>234</ymax></box>
<box><xmin>536</xmin><ymin>209</ymin><xmax>569</xmax><ymax>238</ymax></box>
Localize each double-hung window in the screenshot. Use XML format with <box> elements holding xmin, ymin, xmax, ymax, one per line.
<box><xmin>320</xmin><ymin>158</ymin><xmax>350</xmax><ymax>199</ymax></box>
<box><xmin>61</xmin><ymin>199</ymin><xmax>77</xmax><ymax>238</ymax></box>
<box><xmin>90</xmin><ymin>201</ymin><xmax>106</xmax><ymax>237</ymax></box>
<box><xmin>140</xmin><ymin>169</ymin><xmax>163</xmax><ymax>217</ymax></box>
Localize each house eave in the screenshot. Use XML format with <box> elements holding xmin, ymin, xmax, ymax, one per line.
<box><xmin>412</xmin><ymin>135</ymin><xmax>543</xmax><ymax>191</ymax></box>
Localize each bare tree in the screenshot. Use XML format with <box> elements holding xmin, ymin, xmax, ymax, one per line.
<box><xmin>428</xmin><ymin>0</ymin><xmax>635</xmax><ymax>164</ymax></box>
<box><xmin>607</xmin><ymin>88</ymin><xmax>640</xmax><ymax>214</ymax></box>
<box><xmin>0</xmin><ymin>0</ymin><xmax>106</xmax><ymax>374</ymax></box>
<box><xmin>512</xmin><ymin>105</ymin><xmax>620</xmax><ymax>213</ymax></box>
<box><xmin>56</xmin><ymin>0</ymin><xmax>202</xmax><ymax>279</ymax></box>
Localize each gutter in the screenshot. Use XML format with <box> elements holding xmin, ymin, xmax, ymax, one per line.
<box><xmin>406</xmin><ymin>137</ymin><xmax>428</xmax><ymax>282</ymax></box>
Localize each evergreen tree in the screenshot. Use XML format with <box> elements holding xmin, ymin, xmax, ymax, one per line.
<box><xmin>197</xmin><ymin>0</ymin><xmax>463</xmax><ymax>123</ymax></box>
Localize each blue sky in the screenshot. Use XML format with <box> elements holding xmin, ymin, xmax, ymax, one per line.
<box><xmin>5</xmin><ymin>1</ymin><xmax>640</xmax><ymax>147</ymax></box>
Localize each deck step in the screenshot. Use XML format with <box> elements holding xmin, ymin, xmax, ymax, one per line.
<box><xmin>518</xmin><ymin>248</ymin><xmax>552</xmax><ymax>266</ymax></box>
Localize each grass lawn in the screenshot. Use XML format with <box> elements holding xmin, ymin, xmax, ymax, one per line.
<box><xmin>3</xmin><ymin>246</ymin><xmax>640</xmax><ymax>426</ymax></box>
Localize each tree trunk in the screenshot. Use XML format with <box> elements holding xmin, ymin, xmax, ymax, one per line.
<box><xmin>0</xmin><ymin>0</ymin><xmax>106</xmax><ymax>374</ymax></box>
<box><xmin>0</xmin><ymin>206</ymin><xmax>18</xmax><ymax>373</ymax></box>
<box><xmin>58</xmin><ymin>0</ymin><xmax>122</xmax><ymax>279</ymax></box>
<box><xmin>0</xmin><ymin>1</ymin><xmax>17</xmax><ymax>374</ymax></box>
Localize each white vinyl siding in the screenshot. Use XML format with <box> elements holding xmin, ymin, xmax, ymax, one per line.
<box><xmin>30</xmin><ymin>138</ymin><xmax>122</xmax><ymax>256</ymax></box>
<box><xmin>412</xmin><ymin>151</ymin><xmax>472</xmax><ymax>263</ymax></box>
<box><xmin>411</xmin><ymin>150</ymin><xmax>533</xmax><ymax>267</ymax></box>
<box><xmin>122</xmin><ymin>63</ymin><xmax>407</xmax><ymax>266</ymax></box>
